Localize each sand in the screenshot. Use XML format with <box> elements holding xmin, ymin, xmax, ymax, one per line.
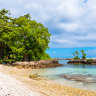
<box><xmin>0</xmin><ymin>64</ymin><xmax>96</xmax><ymax>96</ymax></box>
<box><xmin>0</xmin><ymin>65</ymin><xmax>39</xmax><ymax>96</ymax></box>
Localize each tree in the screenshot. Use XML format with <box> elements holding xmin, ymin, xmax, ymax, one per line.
<box><xmin>80</xmin><ymin>50</ymin><xmax>86</xmax><ymax>60</ymax></box>
<box><xmin>0</xmin><ymin>9</ymin><xmax>13</xmax><ymax>60</ymax></box>
<box><xmin>0</xmin><ymin>9</ymin><xmax>51</xmax><ymax>62</ymax></box>
<box><xmin>73</xmin><ymin>50</ymin><xmax>80</xmax><ymax>60</ymax></box>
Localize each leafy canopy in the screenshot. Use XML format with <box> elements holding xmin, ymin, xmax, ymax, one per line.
<box><xmin>73</xmin><ymin>50</ymin><xmax>86</xmax><ymax>60</ymax></box>
<box><xmin>0</xmin><ymin>9</ymin><xmax>51</xmax><ymax>62</ymax></box>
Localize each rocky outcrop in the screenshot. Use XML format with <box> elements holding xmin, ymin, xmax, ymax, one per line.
<box><xmin>60</xmin><ymin>74</ymin><xmax>96</xmax><ymax>83</ymax></box>
<box><xmin>68</xmin><ymin>59</ymin><xmax>96</xmax><ymax>64</ymax></box>
<box><xmin>12</xmin><ymin>60</ymin><xmax>63</xmax><ymax>69</ymax></box>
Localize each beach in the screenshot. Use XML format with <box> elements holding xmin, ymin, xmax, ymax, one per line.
<box><xmin>0</xmin><ymin>66</ymin><xmax>39</xmax><ymax>96</ymax></box>
<box><xmin>0</xmin><ymin>64</ymin><xmax>96</xmax><ymax>96</ymax></box>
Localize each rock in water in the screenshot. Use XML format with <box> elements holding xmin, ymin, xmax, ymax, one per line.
<box><xmin>60</xmin><ymin>74</ymin><xmax>96</xmax><ymax>83</ymax></box>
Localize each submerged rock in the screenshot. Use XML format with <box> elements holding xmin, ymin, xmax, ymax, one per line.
<box><xmin>60</xmin><ymin>74</ymin><xmax>96</xmax><ymax>83</ymax></box>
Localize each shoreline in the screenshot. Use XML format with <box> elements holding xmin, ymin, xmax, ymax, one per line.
<box><xmin>68</xmin><ymin>59</ymin><xmax>96</xmax><ymax>65</ymax></box>
<box><xmin>0</xmin><ymin>64</ymin><xmax>96</xmax><ymax>96</ymax></box>
<box><xmin>5</xmin><ymin>59</ymin><xmax>64</xmax><ymax>69</ymax></box>
<box><xmin>0</xmin><ymin>65</ymin><xmax>39</xmax><ymax>96</ymax></box>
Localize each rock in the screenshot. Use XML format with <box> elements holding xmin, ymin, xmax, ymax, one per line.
<box><xmin>12</xmin><ymin>60</ymin><xmax>63</xmax><ymax>69</ymax></box>
<box><xmin>60</xmin><ymin>74</ymin><xmax>96</xmax><ymax>83</ymax></box>
<box><xmin>68</xmin><ymin>59</ymin><xmax>96</xmax><ymax>65</ymax></box>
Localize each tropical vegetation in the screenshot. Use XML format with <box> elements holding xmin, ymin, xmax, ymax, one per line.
<box><xmin>73</xmin><ymin>50</ymin><xmax>86</xmax><ymax>60</ymax></box>
<box><xmin>0</xmin><ymin>9</ymin><xmax>51</xmax><ymax>63</ymax></box>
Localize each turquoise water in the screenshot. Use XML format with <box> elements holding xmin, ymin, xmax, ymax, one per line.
<box><xmin>38</xmin><ymin>47</ymin><xmax>96</xmax><ymax>91</ymax></box>
<box><xmin>32</xmin><ymin>60</ymin><xmax>96</xmax><ymax>91</ymax></box>
<box><xmin>45</xmin><ymin>47</ymin><xmax>96</xmax><ymax>78</ymax></box>
<box><xmin>37</xmin><ymin>60</ymin><xmax>96</xmax><ymax>77</ymax></box>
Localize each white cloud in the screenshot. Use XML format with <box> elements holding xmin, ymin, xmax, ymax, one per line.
<box><xmin>0</xmin><ymin>0</ymin><xmax>96</xmax><ymax>48</ymax></box>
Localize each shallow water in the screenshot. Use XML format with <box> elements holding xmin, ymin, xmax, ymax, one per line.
<box><xmin>31</xmin><ymin>60</ymin><xmax>96</xmax><ymax>91</ymax></box>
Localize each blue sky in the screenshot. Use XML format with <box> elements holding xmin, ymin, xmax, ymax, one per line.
<box><xmin>0</xmin><ymin>0</ymin><xmax>96</xmax><ymax>48</ymax></box>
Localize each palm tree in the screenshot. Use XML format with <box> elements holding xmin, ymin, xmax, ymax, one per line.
<box><xmin>73</xmin><ymin>50</ymin><xmax>80</xmax><ymax>60</ymax></box>
<box><xmin>80</xmin><ymin>50</ymin><xmax>86</xmax><ymax>60</ymax></box>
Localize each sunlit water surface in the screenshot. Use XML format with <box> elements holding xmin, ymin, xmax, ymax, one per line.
<box><xmin>31</xmin><ymin>60</ymin><xmax>96</xmax><ymax>91</ymax></box>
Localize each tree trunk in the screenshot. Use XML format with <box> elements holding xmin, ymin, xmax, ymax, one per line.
<box><xmin>24</xmin><ymin>54</ymin><xmax>28</xmax><ymax>61</ymax></box>
<box><xmin>0</xmin><ymin>46</ymin><xmax>4</xmax><ymax>59</ymax></box>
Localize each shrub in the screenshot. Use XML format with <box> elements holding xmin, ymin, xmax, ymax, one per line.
<box><xmin>3</xmin><ymin>59</ymin><xmax>15</xmax><ymax>63</ymax></box>
<box><xmin>74</xmin><ymin>56</ymin><xmax>80</xmax><ymax>60</ymax></box>
<box><xmin>0</xmin><ymin>59</ymin><xmax>3</xmax><ymax>63</ymax></box>
<box><xmin>87</xmin><ymin>59</ymin><xmax>93</xmax><ymax>62</ymax></box>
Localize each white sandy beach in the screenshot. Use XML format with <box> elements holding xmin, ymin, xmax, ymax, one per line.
<box><xmin>0</xmin><ymin>65</ymin><xmax>39</xmax><ymax>96</ymax></box>
<box><xmin>0</xmin><ymin>64</ymin><xmax>96</xmax><ymax>96</ymax></box>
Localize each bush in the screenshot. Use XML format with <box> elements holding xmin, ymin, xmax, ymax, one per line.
<box><xmin>0</xmin><ymin>59</ymin><xmax>3</xmax><ymax>63</ymax></box>
<box><xmin>3</xmin><ymin>59</ymin><xmax>15</xmax><ymax>63</ymax></box>
<box><xmin>82</xmin><ymin>56</ymin><xmax>86</xmax><ymax>60</ymax></box>
<box><xmin>74</xmin><ymin>56</ymin><xmax>80</xmax><ymax>60</ymax></box>
<box><xmin>87</xmin><ymin>59</ymin><xmax>93</xmax><ymax>62</ymax></box>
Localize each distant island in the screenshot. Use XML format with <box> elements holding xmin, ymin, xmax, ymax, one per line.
<box><xmin>68</xmin><ymin>50</ymin><xmax>96</xmax><ymax>64</ymax></box>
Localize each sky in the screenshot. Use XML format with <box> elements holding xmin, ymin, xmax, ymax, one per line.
<box><xmin>0</xmin><ymin>0</ymin><xmax>96</xmax><ymax>48</ymax></box>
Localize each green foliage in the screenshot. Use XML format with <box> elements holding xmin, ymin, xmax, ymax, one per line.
<box><xmin>0</xmin><ymin>9</ymin><xmax>51</xmax><ymax>63</ymax></box>
<box><xmin>82</xmin><ymin>55</ymin><xmax>86</xmax><ymax>60</ymax></box>
<box><xmin>87</xmin><ymin>59</ymin><xmax>93</xmax><ymax>62</ymax></box>
<box><xmin>3</xmin><ymin>59</ymin><xmax>15</xmax><ymax>63</ymax></box>
<box><xmin>80</xmin><ymin>50</ymin><xmax>86</xmax><ymax>60</ymax></box>
<box><xmin>73</xmin><ymin>50</ymin><xmax>87</xmax><ymax>60</ymax></box>
<box><xmin>73</xmin><ymin>50</ymin><xmax>80</xmax><ymax>60</ymax></box>
<box><xmin>0</xmin><ymin>59</ymin><xmax>3</xmax><ymax>63</ymax></box>
<box><xmin>74</xmin><ymin>56</ymin><xmax>80</xmax><ymax>60</ymax></box>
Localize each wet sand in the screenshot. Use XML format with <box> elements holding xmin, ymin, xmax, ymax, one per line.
<box><xmin>0</xmin><ymin>64</ymin><xmax>96</xmax><ymax>96</ymax></box>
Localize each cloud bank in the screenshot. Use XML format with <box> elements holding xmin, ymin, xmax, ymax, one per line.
<box><xmin>0</xmin><ymin>0</ymin><xmax>96</xmax><ymax>48</ymax></box>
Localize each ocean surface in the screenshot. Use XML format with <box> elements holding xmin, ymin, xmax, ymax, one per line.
<box><xmin>34</xmin><ymin>47</ymin><xmax>96</xmax><ymax>91</ymax></box>
<box><xmin>46</xmin><ymin>47</ymin><xmax>96</xmax><ymax>58</ymax></box>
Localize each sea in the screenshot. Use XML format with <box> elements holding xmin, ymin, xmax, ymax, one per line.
<box><xmin>33</xmin><ymin>47</ymin><xmax>96</xmax><ymax>91</ymax></box>
<box><xmin>46</xmin><ymin>47</ymin><xmax>96</xmax><ymax>59</ymax></box>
